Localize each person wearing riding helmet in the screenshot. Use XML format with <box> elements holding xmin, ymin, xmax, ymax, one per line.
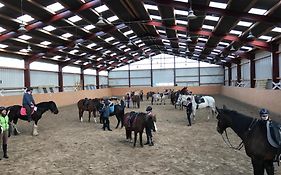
<box><xmin>259</xmin><ymin>108</ymin><xmax>270</xmax><ymax>121</ymax></box>
<box><xmin>0</xmin><ymin>106</ymin><xmax>9</xmax><ymax>159</ymax></box>
<box><xmin>184</xmin><ymin>97</ymin><xmax>193</xmax><ymax>126</ymax></box>
<box><xmin>22</xmin><ymin>87</ymin><xmax>35</xmax><ymax>122</ymax></box>
<box><xmin>144</xmin><ymin>106</ymin><xmax>156</xmax><ymax>146</ymax></box>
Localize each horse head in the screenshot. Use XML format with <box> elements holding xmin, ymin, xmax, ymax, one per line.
<box><xmin>216</xmin><ymin>106</ymin><xmax>232</xmax><ymax>134</ymax></box>
<box><xmin>49</xmin><ymin>101</ymin><xmax>59</xmax><ymax>114</ymax></box>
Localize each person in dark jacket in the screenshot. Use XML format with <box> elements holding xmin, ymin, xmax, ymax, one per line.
<box><xmin>22</xmin><ymin>87</ymin><xmax>35</xmax><ymax>122</ymax></box>
<box><xmin>101</xmin><ymin>101</ymin><xmax>112</xmax><ymax>131</ymax></box>
<box><xmin>144</xmin><ymin>106</ymin><xmax>156</xmax><ymax>146</ymax></box>
<box><xmin>0</xmin><ymin>106</ymin><xmax>9</xmax><ymax>159</ymax></box>
<box><xmin>184</xmin><ymin>97</ymin><xmax>193</xmax><ymax>126</ymax></box>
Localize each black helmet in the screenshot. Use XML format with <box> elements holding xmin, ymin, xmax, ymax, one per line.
<box><xmin>26</xmin><ymin>87</ymin><xmax>33</xmax><ymax>92</ymax></box>
<box><xmin>146</xmin><ymin>106</ymin><xmax>152</xmax><ymax>112</ymax></box>
<box><xmin>0</xmin><ymin>106</ymin><xmax>6</xmax><ymax>112</ymax></box>
<box><xmin>259</xmin><ymin>108</ymin><xmax>269</xmax><ymax>115</ymax></box>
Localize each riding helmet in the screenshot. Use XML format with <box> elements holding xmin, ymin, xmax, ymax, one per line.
<box><xmin>146</xmin><ymin>106</ymin><xmax>152</xmax><ymax>112</ymax></box>
<box><xmin>0</xmin><ymin>106</ymin><xmax>6</xmax><ymax>112</ymax></box>
<box><xmin>259</xmin><ymin>108</ymin><xmax>269</xmax><ymax>115</ymax></box>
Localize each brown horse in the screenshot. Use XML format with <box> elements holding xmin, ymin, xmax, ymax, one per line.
<box><xmin>131</xmin><ymin>95</ymin><xmax>140</xmax><ymax>108</ymax></box>
<box><xmin>123</xmin><ymin>112</ymin><xmax>156</xmax><ymax>147</ymax></box>
<box><xmin>216</xmin><ymin>106</ymin><xmax>281</xmax><ymax>175</ymax></box>
<box><xmin>77</xmin><ymin>98</ymin><xmax>100</xmax><ymax>123</ymax></box>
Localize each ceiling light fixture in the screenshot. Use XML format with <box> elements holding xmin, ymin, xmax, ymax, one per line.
<box><xmin>27</xmin><ymin>45</ymin><xmax>32</xmax><ymax>52</ymax></box>
<box><xmin>18</xmin><ymin>0</ymin><xmax>27</xmax><ymax>32</ymax></box>
<box><xmin>186</xmin><ymin>35</ymin><xmax>192</xmax><ymax>42</ymax></box>
<box><xmin>128</xmin><ymin>40</ymin><xmax>133</xmax><ymax>46</ymax></box>
<box><xmin>95</xmin><ymin>2</ymin><xmax>107</xmax><ymax>27</ymax></box>
<box><xmin>187</xmin><ymin>0</ymin><xmax>197</xmax><ymax>20</ymax></box>
<box><xmin>230</xmin><ymin>45</ymin><xmax>236</xmax><ymax>51</ymax></box>
<box><xmin>247</xmin><ymin>31</ymin><xmax>255</xmax><ymax>40</ymax></box>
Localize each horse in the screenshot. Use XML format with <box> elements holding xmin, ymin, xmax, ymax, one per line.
<box><xmin>7</xmin><ymin>101</ymin><xmax>59</xmax><ymax>136</ymax></box>
<box><xmin>146</xmin><ymin>91</ymin><xmax>155</xmax><ymax>101</ymax></box>
<box><xmin>216</xmin><ymin>106</ymin><xmax>281</xmax><ymax>175</ymax></box>
<box><xmin>177</xmin><ymin>94</ymin><xmax>216</xmax><ymax>120</ymax></box>
<box><xmin>131</xmin><ymin>95</ymin><xmax>141</xmax><ymax>108</ymax></box>
<box><xmin>77</xmin><ymin>98</ymin><xmax>100</xmax><ymax>123</ymax></box>
<box><xmin>151</xmin><ymin>93</ymin><xmax>162</xmax><ymax>105</ymax></box>
<box><xmin>123</xmin><ymin>112</ymin><xmax>157</xmax><ymax>147</ymax></box>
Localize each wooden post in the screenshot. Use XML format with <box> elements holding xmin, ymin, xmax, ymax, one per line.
<box><xmin>96</xmin><ymin>69</ymin><xmax>99</xmax><ymax>89</ymax></box>
<box><xmin>24</xmin><ymin>59</ymin><xmax>31</xmax><ymax>88</ymax></box>
<box><xmin>58</xmin><ymin>64</ymin><xmax>63</xmax><ymax>92</ymax></box>
<box><xmin>80</xmin><ymin>68</ymin><xmax>84</xmax><ymax>90</ymax></box>
<box><xmin>128</xmin><ymin>64</ymin><xmax>131</xmax><ymax>87</ymax></box>
<box><xmin>150</xmin><ymin>56</ymin><xmax>153</xmax><ymax>87</ymax></box>
<box><xmin>173</xmin><ymin>55</ymin><xmax>176</xmax><ymax>86</ymax></box>
<box><xmin>272</xmin><ymin>43</ymin><xmax>279</xmax><ymax>85</ymax></box>
<box><xmin>250</xmin><ymin>54</ymin><xmax>255</xmax><ymax>88</ymax></box>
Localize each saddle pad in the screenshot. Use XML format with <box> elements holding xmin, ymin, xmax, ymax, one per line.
<box><xmin>20</xmin><ymin>107</ymin><xmax>35</xmax><ymax>116</ymax></box>
<box><xmin>266</xmin><ymin>121</ymin><xmax>281</xmax><ymax>148</ymax></box>
<box><xmin>109</xmin><ymin>105</ymin><xmax>114</xmax><ymax>114</ymax></box>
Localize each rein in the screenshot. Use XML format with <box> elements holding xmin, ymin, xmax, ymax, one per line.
<box><xmin>221</xmin><ymin>118</ymin><xmax>258</xmax><ymax>150</ymax></box>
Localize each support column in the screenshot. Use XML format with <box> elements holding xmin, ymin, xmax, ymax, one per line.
<box><xmin>198</xmin><ymin>59</ymin><xmax>201</xmax><ymax>86</ymax></box>
<box><xmin>150</xmin><ymin>56</ymin><xmax>153</xmax><ymax>87</ymax></box>
<box><xmin>236</xmin><ymin>60</ymin><xmax>241</xmax><ymax>83</ymax></box>
<box><xmin>227</xmin><ymin>64</ymin><xmax>232</xmax><ymax>86</ymax></box>
<box><xmin>96</xmin><ymin>69</ymin><xmax>100</xmax><ymax>89</ymax></box>
<box><xmin>272</xmin><ymin>43</ymin><xmax>279</xmax><ymax>84</ymax></box>
<box><xmin>250</xmin><ymin>54</ymin><xmax>255</xmax><ymax>88</ymax></box>
<box><xmin>24</xmin><ymin>59</ymin><xmax>31</xmax><ymax>88</ymax></box>
<box><xmin>58</xmin><ymin>64</ymin><xmax>63</xmax><ymax>92</ymax></box>
<box><xmin>173</xmin><ymin>55</ymin><xmax>176</xmax><ymax>86</ymax></box>
<box><xmin>80</xmin><ymin>68</ymin><xmax>85</xmax><ymax>90</ymax></box>
<box><xmin>128</xmin><ymin>64</ymin><xmax>131</xmax><ymax>87</ymax></box>
<box><xmin>223</xmin><ymin>65</ymin><xmax>226</xmax><ymax>85</ymax></box>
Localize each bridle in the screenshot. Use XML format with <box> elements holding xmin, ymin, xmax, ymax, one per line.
<box><xmin>220</xmin><ymin>118</ymin><xmax>258</xmax><ymax>150</ymax></box>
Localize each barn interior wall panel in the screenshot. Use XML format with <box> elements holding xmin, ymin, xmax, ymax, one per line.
<box><xmin>84</xmin><ymin>75</ymin><xmax>96</xmax><ymax>85</ymax></box>
<box><xmin>30</xmin><ymin>70</ymin><xmax>58</xmax><ymax>87</ymax></box>
<box><xmin>63</xmin><ymin>73</ymin><xmax>80</xmax><ymax>87</ymax></box>
<box><xmin>99</xmin><ymin>76</ymin><xmax>108</xmax><ymax>86</ymax></box>
<box><xmin>153</xmin><ymin>69</ymin><xmax>174</xmax><ymax>86</ymax></box>
<box><xmin>130</xmin><ymin>70</ymin><xmax>151</xmax><ymax>78</ymax></box>
<box><xmin>224</xmin><ymin>67</ymin><xmax>229</xmax><ymax>81</ymax></box>
<box><xmin>108</xmin><ymin>79</ymin><xmax>129</xmax><ymax>86</ymax></box>
<box><xmin>0</xmin><ymin>68</ymin><xmax>24</xmax><ymax>88</ymax></box>
<box><xmin>241</xmin><ymin>59</ymin><xmax>250</xmax><ymax>81</ymax></box>
<box><xmin>255</xmin><ymin>55</ymin><xmax>272</xmax><ymax>80</ymax></box>
<box><xmin>130</xmin><ymin>78</ymin><xmax>151</xmax><ymax>86</ymax></box>
<box><xmin>231</xmin><ymin>64</ymin><xmax>237</xmax><ymax>80</ymax></box>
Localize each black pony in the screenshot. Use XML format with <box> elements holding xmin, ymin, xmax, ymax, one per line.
<box><xmin>123</xmin><ymin>112</ymin><xmax>156</xmax><ymax>147</ymax></box>
<box><xmin>8</xmin><ymin>101</ymin><xmax>59</xmax><ymax>136</ymax></box>
<box><xmin>216</xmin><ymin>106</ymin><xmax>281</xmax><ymax>175</ymax></box>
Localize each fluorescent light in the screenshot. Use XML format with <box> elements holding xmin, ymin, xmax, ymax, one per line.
<box><xmin>107</xmin><ymin>15</ymin><xmax>119</xmax><ymax>22</ymax></box>
<box><xmin>105</xmin><ymin>37</ymin><xmax>115</xmax><ymax>42</ymax></box>
<box><xmin>84</xmin><ymin>25</ymin><xmax>95</xmax><ymax>30</ymax></box>
<box><xmin>248</xmin><ymin>8</ymin><xmax>267</xmax><ymax>15</ymax></box>
<box><xmin>174</xmin><ymin>0</ymin><xmax>188</xmax><ymax>2</ymax></box>
<box><xmin>0</xmin><ymin>3</ymin><xmax>4</xmax><ymax>8</ymax></box>
<box><xmin>150</xmin><ymin>15</ymin><xmax>162</xmax><ymax>20</ymax></box>
<box><xmin>62</xmin><ymin>33</ymin><xmax>73</xmax><ymax>38</ymax></box>
<box><xmin>119</xmin><ymin>45</ymin><xmax>126</xmax><ymax>49</ymax></box>
<box><xmin>272</xmin><ymin>27</ymin><xmax>281</xmax><ymax>33</ymax></box>
<box><xmin>211</xmin><ymin>52</ymin><xmax>218</xmax><ymax>55</ymax></box>
<box><xmin>0</xmin><ymin>27</ymin><xmax>6</xmax><ymax>33</ymax></box>
<box><xmin>124</xmin><ymin>30</ymin><xmax>134</xmax><ymax>36</ymax></box>
<box><xmin>0</xmin><ymin>44</ymin><xmax>8</xmax><ymax>48</ymax></box>
<box><xmin>198</xmin><ymin>37</ymin><xmax>208</xmax><ymax>42</ymax></box>
<box><xmin>112</xmin><ymin>41</ymin><xmax>120</xmax><ymax>45</ymax></box>
<box><xmin>87</xmin><ymin>43</ymin><xmax>97</xmax><ymax>48</ymax></box>
<box><xmin>18</xmin><ymin>34</ymin><xmax>32</xmax><ymax>40</ymax></box>
<box><xmin>40</xmin><ymin>41</ymin><xmax>52</xmax><ymax>45</ymax></box>
<box><xmin>144</xmin><ymin>4</ymin><xmax>158</xmax><ymax>11</ymax></box>
<box><xmin>202</xmin><ymin>24</ymin><xmax>214</xmax><ymax>30</ymax></box>
<box><xmin>69</xmin><ymin>49</ymin><xmax>79</xmax><ymax>54</ymax></box>
<box><xmin>17</xmin><ymin>14</ymin><xmax>34</xmax><ymax>23</ymax></box>
<box><xmin>230</xmin><ymin>30</ymin><xmax>242</xmax><ymax>35</ymax></box>
<box><xmin>130</xmin><ymin>35</ymin><xmax>137</xmax><ymax>39</ymax></box>
<box><xmin>205</xmin><ymin>15</ymin><xmax>219</xmax><ymax>21</ymax></box>
<box><xmin>96</xmin><ymin>47</ymin><xmax>103</xmax><ymax>51</ymax></box>
<box><xmin>50</xmin><ymin>56</ymin><xmax>61</xmax><ymax>60</ymax></box>
<box><xmin>218</xmin><ymin>41</ymin><xmax>230</xmax><ymax>46</ymax></box>
<box><xmin>176</xmin><ymin>20</ymin><xmax>188</xmax><ymax>25</ymax></box>
<box><xmin>68</xmin><ymin>15</ymin><xmax>82</xmax><ymax>23</ymax></box>
<box><xmin>138</xmin><ymin>43</ymin><xmax>145</xmax><ymax>47</ymax></box>
<box><xmin>178</xmin><ymin>33</ymin><xmax>186</xmax><ymax>37</ymax></box>
<box><xmin>175</xmin><ymin>9</ymin><xmax>188</xmax><ymax>16</ymax></box>
<box><xmin>46</xmin><ymin>2</ymin><xmax>64</xmax><ymax>13</ymax></box>
<box><xmin>237</xmin><ymin>21</ymin><xmax>253</xmax><ymax>27</ymax></box>
<box><xmin>43</xmin><ymin>25</ymin><xmax>56</xmax><ymax>31</ymax></box>
<box><xmin>241</xmin><ymin>46</ymin><xmax>253</xmax><ymax>51</ymax></box>
<box><xmin>209</xmin><ymin>1</ymin><xmax>227</xmax><ymax>9</ymax></box>
<box><xmin>258</xmin><ymin>35</ymin><xmax>272</xmax><ymax>41</ymax></box>
<box><xmin>162</xmin><ymin>39</ymin><xmax>170</xmax><ymax>42</ymax></box>
<box><xmin>158</xmin><ymin>30</ymin><xmax>166</xmax><ymax>34</ymax></box>
<box><xmin>95</xmin><ymin>5</ymin><xmax>109</xmax><ymax>13</ymax></box>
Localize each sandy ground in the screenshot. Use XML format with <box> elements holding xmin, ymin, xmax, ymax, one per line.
<box><xmin>0</xmin><ymin>95</ymin><xmax>280</xmax><ymax>175</ymax></box>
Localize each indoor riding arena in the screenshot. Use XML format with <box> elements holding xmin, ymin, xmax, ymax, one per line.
<box><xmin>0</xmin><ymin>0</ymin><xmax>281</xmax><ymax>175</ymax></box>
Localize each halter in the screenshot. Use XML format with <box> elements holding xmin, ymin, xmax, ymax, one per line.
<box><xmin>221</xmin><ymin>118</ymin><xmax>258</xmax><ymax>151</ymax></box>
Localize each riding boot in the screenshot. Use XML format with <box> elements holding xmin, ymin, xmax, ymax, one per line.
<box><xmin>3</xmin><ymin>144</ymin><xmax>8</xmax><ymax>159</ymax></box>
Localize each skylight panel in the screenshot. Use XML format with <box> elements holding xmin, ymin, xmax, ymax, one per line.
<box><xmin>20</xmin><ymin>49</ymin><xmax>29</xmax><ymax>53</ymax></box>
<box><xmin>202</xmin><ymin>25</ymin><xmax>214</xmax><ymax>30</ymax></box>
<box><xmin>198</xmin><ymin>37</ymin><xmax>208</xmax><ymax>42</ymax></box>
<box><xmin>95</xmin><ymin>5</ymin><xmax>109</xmax><ymax>13</ymax></box>
<box><xmin>138</xmin><ymin>43</ymin><xmax>145</xmax><ymax>47</ymax></box>
<box><xmin>176</xmin><ymin>20</ymin><xmax>188</xmax><ymax>25</ymax></box>
<box><xmin>211</xmin><ymin>52</ymin><xmax>218</xmax><ymax>55</ymax></box>
<box><xmin>68</xmin><ymin>15</ymin><xmax>82</xmax><ymax>23</ymax></box>
<box><xmin>46</xmin><ymin>2</ymin><xmax>64</xmax><ymax>13</ymax></box>
<box><xmin>219</xmin><ymin>41</ymin><xmax>230</xmax><ymax>46</ymax></box>
<box><xmin>0</xmin><ymin>27</ymin><xmax>6</xmax><ymax>33</ymax></box>
<box><xmin>130</xmin><ymin>35</ymin><xmax>137</xmax><ymax>39</ymax></box>
<box><xmin>18</xmin><ymin>34</ymin><xmax>32</xmax><ymax>40</ymax></box>
<box><xmin>40</xmin><ymin>41</ymin><xmax>52</xmax><ymax>45</ymax></box>
<box><xmin>124</xmin><ymin>30</ymin><xmax>134</xmax><ymax>36</ymax></box>
<box><xmin>0</xmin><ymin>3</ymin><xmax>4</xmax><ymax>8</ymax></box>
<box><xmin>179</xmin><ymin>42</ymin><xmax>186</xmax><ymax>45</ymax></box>
<box><xmin>112</xmin><ymin>41</ymin><xmax>120</xmax><ymax>45</ymax></box>
<box><xmin>241</xmin><ymin>46</ymin><xmax>253</xmax><ymax>51</ymax></box>
<box><xmin>209</xmin><ymin>1</ymin><xmax>227</xmax><ymax>9</ymax></box>
<box><xmin>96</xmin><ymin>47</ymin><xmax>103</xmax><ymax>51</ymax></box>
<box><xmin>135</xmin><ymin>40</ymin><xmax>142</xmax><ymax>44</ymax></box>
<box><xmin>124</xmin><ymin>48</ymin><xmax>131</xmax><ymax>52</ymax></box>
<box><xmin>105</xmin><ymin>37</ymin><xmax>115</xmax><ymax>42</ymax></box>
<box><xmin>87</xmin><ymin>43</ymin><xmax>97</xmax><ymax>48</ymax></box>
<box><xmin>111</xmin><ymin>53</ymin><xmax>117</xmax><ymax>56</ymax></box>
<box><xmin>50</xmin><ymin>56</ymin><xmax>61</xmax><ymax>60</ymax></box>
<box><xmin>43</xmin><ymin>25</ymin><xmax>56</xmax><ymax>31</ymax></box>
<box><xmin>84</xmin><ymin>24</ymin><xmax>95</xmax><ymax>30</ymax></box>
<box><xmin>17</xmin><ymin>14</ymin><xmax>34</xmax><ymax>23</ymax></box>
<box><xmin>119</xmin><ymin>45</ymin><xmax>126</xmax><ymax>49</ymax></box>
<box><xmin>272</xmin><ymin>27</ymin><xmax>281</xmax><ymax>33</ymax></box>
<box><xmin>158</xmin><ymin>30</ymin><xmax>166</xmax><ymax>34</ymax></box>
<box><xmin>178</xmin><ymin>33</ymin><xmax>186</xmax><ymax>37</ymax></box>
<box><xmin>69</xmin><ymin>49</ymin><xmax>79</xmax><ymax>54</ymax></box>
<box><xmin>205</xmin><ymin>15</ymin><xmax>219</xmax><ymax>21</ymax></box>
<box><xmin>213</xmin><ymin>49</ymin><xmax>220</xmax><ymax>52</ymax></box>
<box><xmin>248</xmin><ymin>8</ymin><xmax>267</xmax><ymax>15</ymax></box>
<box><xmin>144</xmin><ymin>4</ymin><xmax>158</xmax><ymax>11</ymax></box>
<box><xmin>258</xmin><ymin>35</ymin><xmax>272</xmax><ymax>41</ymax></box>
<box><xmin>174</xmin><ymin>0</ymin><xmax>189</xmax><ymax>3</ymax></box>
<box><xmin>107</xmin><ymin>15</ymin><xmax>119</xmax><ymax>22</ymax></box>
<box><xmin>0</xmin><ymin>44</ymin><xmax>8</xmax><ymax>48</ymax></box>
<box><xmin>162</xmin><ymin>39</ymin><xmax>170</xmax><ymax>42</ymax></box>
<box><xmin>150</xmin><ymin>15</ymin><xmax>161</xmax><ymax>20</ymax></box>
<box><xmin>230</xmin><ymin>30</ymin><xmax>242</xmax><ymax>35</ymax></box>
<box><xmin>237</xmin><ymin>21</ymin><xmax>253</xmax><ymax>27</ymax></box>
<box><xmin>62</xmin><ymin>33</ymin><xmax>73</xmax><ymax>38</ymax></box>
<box><xmin>174</xmin><ymin>9</ymin><xmax>188</xmax><ymax>16</ymax></box>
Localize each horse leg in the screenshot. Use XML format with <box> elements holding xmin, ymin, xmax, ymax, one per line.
<box><xmin>12</xmin><ymin>118</ymin><xmax>20</xmax><ymax>135</ymax></box>
<box><xmin>115</xmin><ymin>115</ymin><xmax>120</xmax><ymax>129</ymax></box>
<box><xmin>88</xmin><ymin>111</ymin><xmax>91</xmax><ymax>122</ymax></box>
<box><xmin>264</xmin><ymin>160</ymin><xmax>274</xmax><ymax>175</ymax></box>
<box><xmin>93</xmin><ymin>110</ymin><xmax>97</xmax><ymax>123</ymax></box>
<box><xmin>79</xmin><ymin>110</ymin><xmax>84</xmax><ymax>122</ymax></box>
<box><xmin>251</xmin><ymin>157</ymin><xmax>265</xmax><ymax>175</ymax></box>
<box><xmin>140</xmin><ymin>131</ymin><xmax>143</xmax><ymax>147</ymax></box>
<box><xmin>32</xmin><ymin>121</ymin><xmax>39</xmax><ymax>136</ymax></box>
<box><xmin>133</xmin><ymin>131</ymin><xmax>137</xmax><ymax>147</ymax></box>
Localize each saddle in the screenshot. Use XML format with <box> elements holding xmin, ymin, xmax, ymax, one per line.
<box><xmin>266</xmin><ymin>120</ymin><xmax>281</xmax><ymax>148</ymax></box>
<box><xmin>194</xmin><ymin>96</ymin><xmax>205</xmax><ymax>104</ymax></box>
<box><xmin>20</xmin><ymin>106</ymin><xmax>37</xmax><ymax>116</ymax></box>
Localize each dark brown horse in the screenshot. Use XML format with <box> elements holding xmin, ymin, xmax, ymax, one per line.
<box><xmin>123</xmin><ymin>112</ymin><xmax>156</xmax><ymax>147</ymax></box>
<box><xmin>131</xmin><ymin>95</ymin><xmax>140</xmax><ymax>108</ymax></box>
<box><xmin>216</xmin><ymin>106</ymin><xmax>281</xmax><ymax>175</ymax></box>
<box><xmin>77</xmin><ymin>98</ymin><xmax>100</xmax><ymax>123</ymax></box>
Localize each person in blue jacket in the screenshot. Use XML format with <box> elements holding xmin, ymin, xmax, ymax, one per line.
<box><xmin>101</xmin><ymin>101</ymin><xmax>112</xmax><ymax>131</ymax></box>
<box><xmin>22</xmin><ymin>87</ymin><xmax>35</xmax><ymax>122</ymax></box>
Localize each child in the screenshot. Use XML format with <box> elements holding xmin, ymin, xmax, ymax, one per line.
<box><xmin>0</xmin><ymin>106</ymin><xmax>9</xmax><ymax>159</ymax></box>
<box><xmin>101</xmin><ymin>101</ymin><xmax>112</xmax><ymax>131</ymax></box>
<box><xmin>145</xmin><ymin>106</ymin><xmax>156</xmax><ymax>146</ymax></box>
<box><xmin>259</xmin><ymin>108</ymin><xmax>270</xmax><ymax>121</ymax></box>
<box><xmin>184</xmin><ymin>97</ymin><xmax>193</xmax><ymax>126</ymax></box>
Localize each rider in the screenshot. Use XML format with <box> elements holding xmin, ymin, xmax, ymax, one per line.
<box><xmin>144</xmin><ymin>106</ymin><xmax>156</xmax><ymax>146</ymax></box>
<box><xmin>259</xmin><ymin>108</ymin><xmax>270</xmax><ymax>121</ymax></box>
<box><xmin>0</xmin><ymin>106</ymin><xmax>9</xmax><ymax>159</ymax></box>
<box><xmin>22</xmin><ymin>87</ymin><xmax>35</xmax><ymax>122</ymax></box>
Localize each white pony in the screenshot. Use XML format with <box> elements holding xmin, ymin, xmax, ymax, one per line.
<box><xmin>176</xmin><ymin>94</ymin><xmax>217</xmax><ymax>120</ymax></box>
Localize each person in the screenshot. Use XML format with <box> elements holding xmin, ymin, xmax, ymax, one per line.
<box><xmin>184</xmin><ymin>97</ymin><xmax>193</xmax><ymax>126</ymax></box>
<box><xmin>125</xmin><ymin>93</ymin><xmax>130</xmax><ymax>108</ymax></box>
<box><xmin>0</xmin><ymin>106</ymin><xmax>9</xmax><ymax>159</ymax></box>
<box><xmin>144</xmin><ymin>106</ymin><xmax>156</xmax><ymax>146</ymax></box>
<box><xmin>259</xmin><ymin>108</ymin><xmax>270</xmax><ymax>121</ymax></box>
<box><xmin>22</xmin><ymin>87</ymin><xmax>35</xmax><ymax>122</ymax></box>
<box><xmin>101</xmin><ymin>101</ymin><xmax>112</xmax><ymax>131</ymax></box>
